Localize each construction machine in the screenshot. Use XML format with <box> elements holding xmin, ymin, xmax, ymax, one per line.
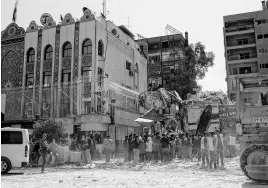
<box><xmin>235</xmin><ymin>76</ymin><xmax>268</xmax><ymax>184</ymax></box>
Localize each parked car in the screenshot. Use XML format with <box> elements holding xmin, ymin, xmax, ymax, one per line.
<box><xmin>1</xmin><ymin>127</ymin><xmax>29</xmax><ymax>174</ymax></box>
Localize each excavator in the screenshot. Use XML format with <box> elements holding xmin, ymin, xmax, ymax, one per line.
<box><xmin>235</xmin><ymin>75</ymin><xmax>268</xmax><ymax>184</ymax></box>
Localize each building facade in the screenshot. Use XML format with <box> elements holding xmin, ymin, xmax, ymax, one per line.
<box><xmin>223</xmin><ymin>1</ymin><xmax>268</xmax><ymax>101</ymax></box>
<box><xmin>1</xmin><ymin>8</ymin><xmax>147</xmax><ymax>147</ymax></box>
<box><xmin>136</xmin><ymin>33</ymin><xmax>187</xmax><ymax>91</ymax></box>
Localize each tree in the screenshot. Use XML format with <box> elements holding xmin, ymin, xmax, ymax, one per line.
<box><xmin>172</xmin><ymin>42</ymin><xmax>215</xmax><ymax>100</ymax></box>
<box><xmin>32</xmin><ymin>118</ymin><xmax>66</xmax><ymax>142</ymax></box>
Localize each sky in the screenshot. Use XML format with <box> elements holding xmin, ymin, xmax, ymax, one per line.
<box><xmin>1</xmin><ymin>0</ymin><xmax>263</xmax><ymax>94</ymax></box>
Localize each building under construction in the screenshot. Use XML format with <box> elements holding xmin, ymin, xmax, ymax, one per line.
<box><xmin>136</xmin><ymin>25</ymin><xmax>188</xmax><ymax>91</ymax></box>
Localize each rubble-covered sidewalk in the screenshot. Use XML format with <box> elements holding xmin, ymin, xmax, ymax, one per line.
<box><xmin>1</xmin><ymin>157</ymin><xmax>266</xmax><ymax>188</ymax></box>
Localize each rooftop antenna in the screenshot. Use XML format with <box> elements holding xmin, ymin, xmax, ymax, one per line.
<box><xmin>165</xmin><ymin>24</ymin><xmax>182</xmax><ymax>35</ymax></box>
<box><xmin>124</xmin><ymin>17</ymin><xmax>132</xmax><ymax>29</ymax></box>
<box><xmin>102</xmin><ymin>0</ymin><xmax>107</xmax><ymax>18</ymax></box>
<box><xmin>137</xmin><ymin>33</ymin><xmax>145</xmax><ymax>39</ymax></box>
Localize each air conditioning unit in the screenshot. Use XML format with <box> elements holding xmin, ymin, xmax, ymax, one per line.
<box><xmin>156</xmin><ymin>71</ymin><xmax>161</xmax><ymax>74</ymax></box>
<box><xmin>129</xmin><ymin>70</ymin><xmax>134</xmax><ymax>76</ymax></box>
<box><xmin>227</xmin><ymin>50</ymin><xmax>230</xmax><ymax>55</ymax></box>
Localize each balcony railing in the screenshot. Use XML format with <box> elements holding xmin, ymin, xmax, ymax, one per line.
<box><xmin>226</xmin><ymin>38</ymin><xmax>256</xmax><ymax>47</ymax></box>
<box><xmin>228</xmin><ymin>54</ymin><xmax>257</xmax><ymax>61</ymax></box>
<box><xmin>225</xmin><ymin>25</ymin><xmax>254</xmax><ymax>33</ymax></box>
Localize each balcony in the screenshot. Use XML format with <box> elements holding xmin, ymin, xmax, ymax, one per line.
<box><xmin>229</xmin><ymin>73</ymin><xmax>259</xmax><ymax>79</ymax></box>
<box><xmin>225</xmin><ymin>25</ymin><xmax>255</xmax><ymax>36</ymax></box>
<box><xmin>226</xmin><ymin>38</ymin><xmax>256</xmax><ymax>50</ymax></box>
<box><xmin>228</xmin><ymin>54</ymin><xmax>258</xmax><ymax>64</ymax></box>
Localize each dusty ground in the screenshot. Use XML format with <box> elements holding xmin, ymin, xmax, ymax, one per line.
<box><xmin>1</xmin><ymin>157</ymin><xmax>267</xmax><ymax>188</ymax></box>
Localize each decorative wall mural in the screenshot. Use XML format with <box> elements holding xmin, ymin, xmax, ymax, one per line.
<box><xmin>43</xmin><ymin>60</ymin><xmax>52</xmax><ymax>71</ymax></box>
<box><xmin>54</xmin><ymin>25</ymin><xmax>60</xmax><ymax>84</ymax></box>
<box><xmin>73</xmin><ymin>22</ymin><xmax>79</xmax><ymax>79</ymax></box>
<box><xmin>1</xmin><ymin>23</ymin><xmax>25</xmax><ymax>88</ymax></box>
<box><xmin>61</xmin><ymin>13</ymin><xmax>75</xmax><ymax>26</ymax></box>
<box><xmin>80</xmin><ymin>8</ymin><xmax>95</xmax><ymax>23</ymax></box>
<box><xmin>40</xmin><ymin>13</ymin><xmax>56</xmax><ymax>30</ymax></box>
<box><xmin>4</xmin><ymin>92</ymin><xmax>22</xmax><ymax>120</ymax></box>
<box><xmin>26</xmin><ymin>63</ymin><xmax>35</xmax><ymax>73</ymax></box>
<box><xmin>82</xmin><ymin>55</ymin><xmax>92</xmax><ymax>66</ymax></box>
<box><xmin>26</xmin><ymin>21</ymin><xmax>39</xmax><ymax>33</ymax></box>
<box><xmin>73</xmin><ymin>22</ymin><xmax>80</xmax><ymax>115</ymax></box>
<box><xmin>1</xmin><ymin>50</ymin><xmax>21</xmax><ymax>88</ymax></box>
<box><xmin>62</xmin><ymin>57</ymin><xmax>71</xmax><ymax>68</ymax></box>
<box><xmin>35</xmin><ymin>30</ymin><xmax>42</xmax><ymax>86</ymax></box>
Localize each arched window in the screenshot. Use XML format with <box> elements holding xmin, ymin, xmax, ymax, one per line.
<box><xmin>98</xmin><ymin>40</ymin><xmax>104</xmax><ymax>56</ymax></box>
<box><xmin>63</xmin><ymin>42</ymin><xmax>72</xmax><ymax>57</ymax></box>
<box><xmin>44</xmin><ymin>45</ymin><xmax>53</xmax><ymax>60</ymax></box>
<box><xmin>27</xmin><ymin>48</ymin><xmax>35</xmax><ymax>63</ymax></box>
<box><xmin>82</xmin><ymin>39</ymin><xmax>92</xmax><ymax>55</ymax></box>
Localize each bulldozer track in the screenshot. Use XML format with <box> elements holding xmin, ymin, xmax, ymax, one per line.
<box><xmin>240</xmin><ymin>144</ymin><xmax>268</xmax><ymax>184</ymax></box>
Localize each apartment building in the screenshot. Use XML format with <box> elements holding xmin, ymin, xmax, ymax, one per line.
<box><xmin>1</xmin><ymin>8</ymin><xmax>147</xmax><ymax>148</ymax></box>
<box><xmin>223</xmin><ymin>1</ymin><xmax>268</xmax><ymax>101</ymax></box>
<box><xmin>136</xmin><ymin>33</ymin><xmax>188</xmax><ymax>91</ymax></box>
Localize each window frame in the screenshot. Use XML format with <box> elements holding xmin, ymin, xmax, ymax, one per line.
<box><xmin>61</xmin><ymin>69</ymin><xmax>71</xmax><ymax>84</ymax></box>
<box><xmin>1</xmin><ymin>131</ymin><xmax>23</xmax><ymax>144</ymax></box>
<box><xmin>82</xmin><ymin>39</ymin><xmax>92</xmax><ymax>55</ymax></box>
<box><xmin>27</xmin><ymin>48</ymin><xmax>35</xmax><ymax>63</ymax></box>
<box><xmin>26</xmin><ymin>74</ymin><xmax>34</xmax><ymax>88</ymax></box>
<box><xmin>98</xmin><ymin>40</ymin><xmax>104</xmax><ymax>56</ymax></box>
<box><xmin>126</xmin><ymin>61</ymin><xmax>131</xmax><ymax>70</ymax></box>
<box><xmin>43</xmin><ymin>72</ymin><xmax>52</xmax><ymax>87</ymax></box>
<box><xmin>44</xmin><ymin>45</ymin><xmax>53</xmax><ymax>60</ymax></box>
<box><xmin>63</xmin><ymin>42</ymin><xmax>72</xmax><ymax>57</ymax></box>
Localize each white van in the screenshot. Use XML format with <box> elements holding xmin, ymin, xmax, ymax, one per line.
<box><xmin>1</xmin><ymin>127</ymin><xmax>29</xmax><ymax>174</ymax></box>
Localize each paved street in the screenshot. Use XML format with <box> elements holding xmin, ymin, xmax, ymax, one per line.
<box><xmin>1</xmin><ymin>157</ymin><xmax>267</xmax><ymax>188</ymax></box>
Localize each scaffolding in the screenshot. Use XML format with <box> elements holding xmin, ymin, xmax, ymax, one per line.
<box><xmin>1</xmin><ymin>77</ymin><xmax>109</xmax><ymax>121</ymax></box>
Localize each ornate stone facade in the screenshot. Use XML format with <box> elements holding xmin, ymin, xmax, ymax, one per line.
<box><xmin>54</xmin><ymin>25</ymin><xmax>60</xmax><ymax>84</ymax></box>
<box><xmin>35</xmin><ymin>30</ymin><xmax>42</xmax><ymax>86</ymax></box>
<box><xmin>61</xmin><ymin>13</ymin><xmax>75</xmax><ymax>26</ymax></box>
<box><xmin>40</xmin><ymin>13</ymin><xmax>56</xmax><ymax>30</ymax></box>
<box><xmin>1</xmin><ymin>23</ymin><xmax>25</xmax><ymax>89</ymax></box>
<box><xmin>26</xmin><ymin>21</ymin><xmax>39</xmax><ymax>33</ymax></box>
<box><xmin>80</xmin><ymin>8</ymin><xmax>95</xmax><ymax>23</ymax></box>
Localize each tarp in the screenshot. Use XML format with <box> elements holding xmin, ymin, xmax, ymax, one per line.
<box><xmin>135</xmin><ymin>118</ymin><xmax>154</xmax><ymax>123</ymax></box>
<box><xmin>135</xmin><ymin>118</ymin><xmax>154</xmax><ymax>127</ymax></box>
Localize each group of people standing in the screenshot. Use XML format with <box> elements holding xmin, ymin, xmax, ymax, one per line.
<box><xmin>123</xmin><ymin>132</ymin><xmax>191</xmax><ymax>164</ymax></box>
<box><xmin>121</xmin><ymin>130</ymin><xmax>227</xmax><ymax>170</ymax></box>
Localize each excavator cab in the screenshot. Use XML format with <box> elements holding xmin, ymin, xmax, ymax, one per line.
<box><xmin>235</xmin><ymin>76</ymin><xmax>268</xmax><ymax>184</ymax></box>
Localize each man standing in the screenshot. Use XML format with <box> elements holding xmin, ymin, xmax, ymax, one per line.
<box><xmin>86</xmin><ymin>135</ymin><xmax>92</xmax><ymax>164</ymax></box>
<box><xmin>193</xmin><ymin>135</ymin><xmax>202</xmax><ymax>162</ymax></box>
<box><xmin>200</xmin><ymin>133</ymin><xmax>209</xmax><ymax>168</ymax></box>
<box><xmin>39</xmin><ymin>133</ymin><xmax>49</xmax><ymax>173</ymax></box>
<box><xmin>160</xmin><ymin>134</ymin><xmax>170</xmax><ymax>162</ymax></box>
<box><xmin>152</xmin><ymin>132</ymin><xmax>161</xmax><ymax>162</ymax></box>
<box><xmin>123</xmin><ymin>136</ymin><xmax>129</xmax><ymax>162</ymax></box>
<box><xmin>48</xmin><ymin>138</ymin><xmax>60</xmax><ymax>166</ymax></box>
<box><xmin>128</xmin><ymin>135</ymin><xmax>133</xmax><ymax>161</ymax></box>
<box><xmin>215</xmin><ymin>130</ymin><xmax>225</xmax><ymax>169</ymax></box>
<box><xmin>208</xmin><ymin>132</ymin><xmax>217</xmax><ymax>170</ymax></box>
<box><xmin>103</xmin><ymin>135</ymin><xmax>113</xmax><ymax>164</ymax></box>
<box><xmin>131</xmin><ymin>135</ymin><xmax>140</xmax><ymax>163</ymax></box>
